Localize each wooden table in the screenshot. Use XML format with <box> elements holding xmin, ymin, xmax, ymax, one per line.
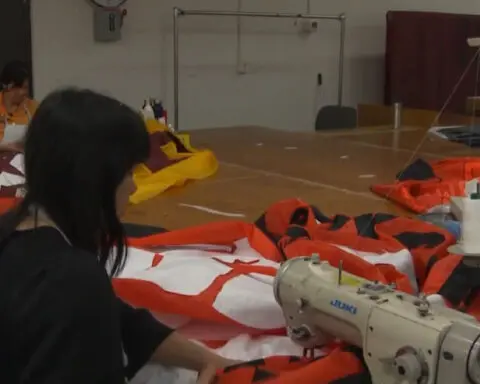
<box><xmin>124</xmin><ymin>125</ymin><xmax>474</xmax><ymax>229</ymax></box>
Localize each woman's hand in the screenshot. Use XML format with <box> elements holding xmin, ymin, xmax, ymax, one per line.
<box><xmin>151</xmin><ymin>332</ymin><xmax>240</xmax><ymax>381</ymax></box>
<box><xmin>197</xmin><ymin>357</ymin><xmax>239</xmax><ymax>384</ymax></box>
<box><xmin>197</xmin><ymin>363</ymin><xmax>218</xmax><ymax>384</ymax></box>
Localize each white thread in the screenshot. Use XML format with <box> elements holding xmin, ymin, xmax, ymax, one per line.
<box><xmin>178</xmin><ymin>203</ymin><xmax>246</xmax><ymax>218</ymax></box>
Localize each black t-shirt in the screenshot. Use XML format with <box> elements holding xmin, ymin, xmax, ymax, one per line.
<box><xmin>0</xmin><ymin>226</ymin><xmax>173</xmax><ymax>383</ymax></box>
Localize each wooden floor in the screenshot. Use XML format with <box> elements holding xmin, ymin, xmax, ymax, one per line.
<box><xmin>123</xmin><ymin>125</ymin><xmax>477</xmax><ymax>230</ymax></box>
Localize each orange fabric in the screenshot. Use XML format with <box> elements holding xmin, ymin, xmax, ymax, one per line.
<box><xmin>0</xmin><ymin>92</ymin><xmax>38</xmax><ymax>140</ymax></box>
<box><xmin>258</xmin><ymin>198</ymin><xmax>455</xmax><ymax>288</ymax></box>
<box><xmin>112</xmin><ymin>198</ymin><xmax>458</xmax><ymax>354</ymax></box>
<box><xmin>422</xmin><ymin>254</ymin><xmax>480</xmax><ymax>320</ymax></box>
<box><xmin>114</xmin><ymin>221</ymin><xmax>282</xmax><ymax>335</ymax></box>
<box><xmin>115</xmin><ymin>199</ymin><xmax>456</xmax><ymax>332</ymax></box>
<box><xmin>214</xmin><ymin>348</ymin><xmax>368</xmax><ymax>383</ymax></box>
<box><xmin>0</xmin><ymin>197</ymin><xmax>19</xmax><ymax>214</ymax></box>
<box><xmin>422</xmin><ymin>255</ymin><xmax>463</xmax><ymax>298</ymax></box>
<box><xmin>111</xmin><ymin>199</ymin><xmax>466</xmax><ymax>383</ymax></box>
<box><xmin>371</xmin><ymin>157</ymin><xmax>480</xmax><ymax>213</ymax></box>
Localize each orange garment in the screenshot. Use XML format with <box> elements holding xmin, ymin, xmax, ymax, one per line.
<box><xmin>0</xmin><ymin>92</ymin><xmax>38</xmax><ymax>140</ymax></box>
<box><xmin>371</xmin><ymin>157</ymin><xmax>480</xmax><ymax>213</ymax></box>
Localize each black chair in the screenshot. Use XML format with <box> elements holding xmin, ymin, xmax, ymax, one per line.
<box><xmin>315</xmin><ymin>105</ymin><xmax>358</xmax><ymax>131</ymax></box>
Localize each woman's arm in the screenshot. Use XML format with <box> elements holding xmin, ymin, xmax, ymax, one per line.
<box><xmin>0</xmin><ymin>141</ymin><xmax>22</xmax><ymax>152</ymax></box>
<box><xmin>150</xmin><ymin>331</ymin><xmax>232</xmax><ymax>372</ymax></box>
<box><xmin>119</xmin><ymin>301</ymin><xmax>235</xmax><ymax>380</ymax></box>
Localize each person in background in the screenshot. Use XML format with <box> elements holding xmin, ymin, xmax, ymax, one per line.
<box><xmin>0</xmin><ymin>88</ymin><xmax>233</xmax><ymax>383</ymax></box>
<box><xmin>0</xmin><ymin>60</ymin><xmax>38</xmax><ymax>152</ymax></box>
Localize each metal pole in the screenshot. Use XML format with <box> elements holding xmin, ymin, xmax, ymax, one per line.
<box><xmin>171</xmin><ymin>7</ymin><xmax>345</xmax><ymax>131</ymax></box>
<box><xmin>179</xmin><ymin>9</ymin><xmax>341</xmax><ymax>20</ymax></box>
<box><xmin>393</xmin><ymin>102</ymin><xmax>402</xmax><ymax>130</ymax></box>
<box><xmin>236</xmin><ymin>0</ymin><xmax>245</xmax><ymax>75</ymax></box>
<box><xmin>337</xmin><ymin>15</ymin><xmax>346</xmax><ymax>106</ymax></box>
<box><xmin>173</xmin><ymin>7</ymin><xmax>180</xmax><ymax>132</ymax></box>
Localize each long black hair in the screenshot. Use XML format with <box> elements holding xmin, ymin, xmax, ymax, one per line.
<box><xmin>0</xmin><ymin>88</ymin><xmax>150</xmax><ymax>276</ymax></box>
<box><xmin>0</xmin><ymin>60</ymin><xmax>29</xmax><ymax>89</ymax></box>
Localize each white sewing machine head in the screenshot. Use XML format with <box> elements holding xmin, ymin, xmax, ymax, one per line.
<box><xmin>273</xmin><ymin>255</ymin><xmax>480</xmax><ymax>384</ymax></box>
<box><xmin>449</xmin><ymin>180</ymin><xmax>480</xmax><ymax>266</ymax></box>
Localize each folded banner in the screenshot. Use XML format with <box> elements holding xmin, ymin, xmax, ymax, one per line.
<box><xmin>130</xmin><ymin>119</ymin><xmax>218</xmax><ymax>204</ymax></box>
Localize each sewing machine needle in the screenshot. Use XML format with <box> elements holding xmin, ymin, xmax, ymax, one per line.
<box><xmin>338</xmin><ymin>260</ymin><xmax>343</xmax><ymax>286</ymax></box>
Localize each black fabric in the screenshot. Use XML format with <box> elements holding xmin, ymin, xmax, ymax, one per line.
<box><xmin>120</xmin><ymin>301</ymin><xmax>174</xmax><ymax>379</ymax></box>
<box><xmin>396</xmin><ymin>158</ymin><xmax>435</xmax><ymax>181</ymax></box>
<box><xmin>254</xmin><ymin>215</ymin><xmax>281</xmax><ymax>245</ymax></box>
<box><xmin>328</xmin><ymin>215</ymin><xmax>350</xmax><ymax>230</ymax></box>
<box><xmin>223</xmin><ymin>359</ymin><xmax>266</xmax><ymax>373</ymax></box>
<box><xmin>328</xmin><ymin>212</ymin><xmax>395</xmax><ymax>239</ymax></box>
<box><xmin>438</xmin><ymin>262</ymin><xmax>480</xmax><ymax>307</ymax></box>
<box><xmin>354</xmin><ymin>213</ymin><xmax>395</xmax><ymax>239</ymax></box>
<box><xmin>425</xmin><ymin>255</ymin><xmax>439</xmax><ymax>277</ymax></box>
<box><xmin>0</xmin><ymin>227</ymin><xmax>173</xmax><ymax>383</ymax></box>
<box><xmin>394</xmin><ymin>231</ymin><xmax>445</xmax><ymax>249</ymax></box>
<box><xmin>288</xmin><ymin>356</ymin><xmax>302</xmax><ymax>363</ymax></box>
<box><xmin>123</xmin><ymin>222</ymin><xmax>168</xmax><ymax>238</ymax></box>
<box><xmin>251</xmin><ymin>368</ymin><xmax>276</xmax><ymax>382</ymax></box>
<box><xmin>464</xmin><ymin>286</ymin><xmax>480</xmax><ymax>308</ymax></box>
<box><xmin>331</xmin><ymin>373</ymin><xmax>372</xmax><ymax>384</ymax></box>
<box><xmin>279</xmin><ymin>226</ymin><xmax>311</xmax><ymax>250</ymax></box>
<box><xmin>285</xmin><ymin>226</ymin><xmax>311</xmax><ymax>240</ymax></box>
<box><xmin>254</xmin><ymin>214</ymin><xmax>288</xmax><ymax>261</ymax></box>
<box><xmin>310</xmin><ymin>205</ymin><xmax>331</xmax><ymax>223</ymax></box>
<box><xmin>290</xmin><ymin>207</ymin><xmax>310</xmax><ymax>227</ymax></box>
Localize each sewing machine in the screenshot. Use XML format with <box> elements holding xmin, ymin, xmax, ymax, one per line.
<box><xmin>449</xmin><ymin>181</ymin><xmax>480</xmax><ymax>267</ymax></box>
<box><xmin>273</xmin><ymin>184</ymin><xmax>480</xmax><ymax>384</ymax></box>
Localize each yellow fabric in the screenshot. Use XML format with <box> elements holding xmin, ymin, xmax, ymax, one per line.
<box><xmin>130</xmin><ymin>119</ymin><xmax>218</xmax><ymax>204</ymax></box>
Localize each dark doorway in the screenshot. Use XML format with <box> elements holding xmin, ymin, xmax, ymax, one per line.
<box><xmin>0</xmin><ymin>0</ymin><xmax>33</xmax><ymax>95</ymax></box>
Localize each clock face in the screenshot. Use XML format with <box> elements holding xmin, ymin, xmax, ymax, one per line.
<box><xmin>91</xmin><ymin>0</ymin><xmax>126</xmax><ymax>7</ymax></box>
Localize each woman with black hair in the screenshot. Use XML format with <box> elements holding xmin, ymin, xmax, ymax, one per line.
<box><xmin>0</xmin><ymin>88</ymin><xmax>233</xmax><ymax>383</ymax></box>
<box><xmin>0</xmin><ymin>60</ymin><xmax>37</xmax><ymax>151</ymax></box>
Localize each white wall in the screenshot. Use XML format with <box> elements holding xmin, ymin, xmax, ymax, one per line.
<box><xmin>31</xmin><ymin>0</ymin><xmax>480</xmax><ymax>131</ymax></box>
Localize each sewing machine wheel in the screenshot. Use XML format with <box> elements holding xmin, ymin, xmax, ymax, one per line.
<box><xmin>468</xmin><ymin>338</ymin><xmax>480</xmax><ymax>384</ymax></box>
<box><xmin>391</xmin><ymin>347</ymin><xmax>429</xmax><ymax>384</ymax></box>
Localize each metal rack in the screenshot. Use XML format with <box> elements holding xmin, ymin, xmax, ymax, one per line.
<box><xmin>172</xmin><ymin>7</ymin><xmax>346</xmax><ymax>131</ymax></box>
